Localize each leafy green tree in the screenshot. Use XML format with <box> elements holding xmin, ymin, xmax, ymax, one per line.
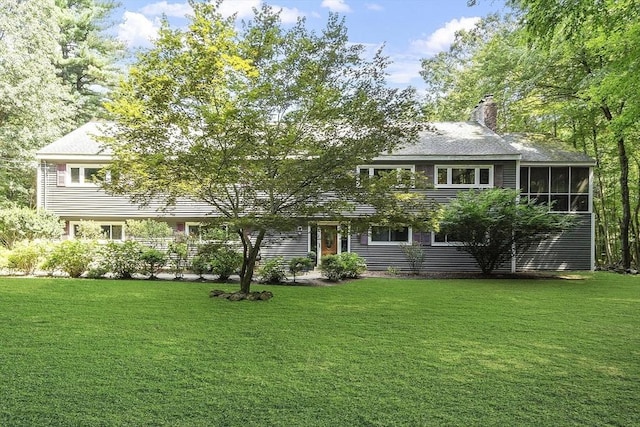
<box><xmin>103</xmin><ymin>3</ymin><xmax>427</xmax><ymax>293</ymax></box>
<box><xmin>438</xmin><ymin>189</ymin><xmax>576</xmax><ymax>274</ymax></box>
<box><xmin>0</xmin><ymin>0</ymin><xmax>75</xmax><ymax>206</ymax></box>
<box><xmin>0</xmin><ymin>206</ymin><xmax>63</xmax><ymax>249</ymax></box>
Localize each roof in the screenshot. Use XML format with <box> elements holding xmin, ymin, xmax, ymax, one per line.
<box><xmin>37</xmin><ymin>120</ymin><xmax>595</xmax><ymax>165</ymax></box>
<box><xmin>36</xmin><ymin>122</ymin><xmax>112</xmax><ymax>160</ymax></box>
<box><xmin>503</xmin><ymin>133</ymin><xmax>595</xmax><ymax>164</ymax></box>
<box><xmin>379</xmin><ymin>121</ymin><xmax>521</xmax><ymax>160</ymax></box>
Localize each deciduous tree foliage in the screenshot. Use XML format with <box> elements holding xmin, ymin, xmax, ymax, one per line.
<box><xmin>439</xmin><ymin>189</ymin><xmax>575</xmax><ymax>274</ymax></box>
<box><xmin>422</xmin><ymin>1</ymin><xmax>640</xmax><ymax>269</ymax></box>
<box><xmin>104</xmin><ymin>2</ymin><xmax>427</xmax><ymax>292</ymax></box>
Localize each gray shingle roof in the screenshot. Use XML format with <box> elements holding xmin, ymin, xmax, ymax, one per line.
<box><xmin>387</xmin><ymin>121</ymin><xmax>521</xmax><ymax>158</ymax></box>
<box><xmin>37</xmin><ymin>122</ymin><xmax>112</xmax><ymax>157</ymax></box>
<box><xmin>503</xmin><ymin>133</ymin><xmax>595</xmax><ymax>164</ymax></box>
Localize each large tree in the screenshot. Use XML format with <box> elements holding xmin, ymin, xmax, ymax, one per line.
<box><xmin>104</xmin><ymin>2</ymin><xmax>428</xmax><ymax>292</ymax></box>
<box><xmin>55</xmin><ymin>0</ymin><xmax>124</xmax><ymax>124</ymax></box>
<box><xmin>0</xmin><ymin>0</ymin><xmax>74</xmax><ymax>207</ymax></box>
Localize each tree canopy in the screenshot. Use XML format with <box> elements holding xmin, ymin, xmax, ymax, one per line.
<box><xmin>422</xmin><ymin>0</ymin><xmax>640</xmax><ymax>270</ymax></box>
<box><xmin>438</xmin><ymin>189</ymin><xmax>576</xmax><ymax>274</ymax></box>
<box><xmin>104</xmin><ymin>2</ymin><xmax>430</xmax><ymax>292</ymax></box>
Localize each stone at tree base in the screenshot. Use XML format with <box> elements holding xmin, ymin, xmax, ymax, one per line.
<box><xmin>209</xmin><ymin>290</ymin><xmax>274</xmax><ymax>301</ymax></box>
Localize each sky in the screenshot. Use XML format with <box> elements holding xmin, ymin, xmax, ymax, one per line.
<box><xmin>115</xmin><ymin>0</ymin><xmax>508</xmax><ymax>90</ymax></box>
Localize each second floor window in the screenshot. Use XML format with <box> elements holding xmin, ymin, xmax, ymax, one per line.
<box><xmin>435</xmin><ymin>165</ymin><xmax>493</xmax><ymax>188</ymax></box>
<box><xmin>520</xmin><ymin>166</ymin><xmax>590</xmax><ymax>212</ymax></box>
<box><xmin>357</xmin><ymin>165</ymin><xmax>415</xmax><ymax>186</ymax></box>
<box><xmin>67</xmin><ymin>164</ymin><xmax>102</xmax><ymax>186</ymax></box>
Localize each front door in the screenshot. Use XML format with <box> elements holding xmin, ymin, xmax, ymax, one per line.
<box><xmin>320</xmin><ymin>225</ymin><xmax>339</xmax><ymax>257</ymax></box>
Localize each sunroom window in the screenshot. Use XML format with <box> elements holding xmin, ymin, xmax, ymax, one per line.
<box><xmin>435</xmin><ymin>165</ymin><xmax>493</xmax><ymax>188</ymax></box>
<box><xmin>520</xmin><ymin>166</ymin><xmax>590</xmax><ymax>212</ymax></box>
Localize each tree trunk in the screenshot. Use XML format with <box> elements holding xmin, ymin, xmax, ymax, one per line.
<box><xmin>617</xmin><ymin>136</ymin><xmax>632</xmax><ymax>270</ymax></box>
<box><xmin>238</xmin><ymin>228</ymin><xmax>266</xmax><ymax>293</ymax></box>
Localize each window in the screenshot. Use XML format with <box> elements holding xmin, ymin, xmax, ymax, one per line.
<box><xmin>369</xmin><ymin>226</ymin><xmax>411</xmax><ymax>245</ymax></box>
<box><xmin>432</xmin><ymin>231</ymin><xmax>463</xmax><ymax>246</ymax></box>
<box><xmin>67</xmin><ymin>164</ymin><xmax>102</xmax><ymax>186</ymax></box>
<box><xmin>186</xmin><ymin>223</ymin><xmax>202</xmax><ymax>239</ymax></box>
<box><xmin>520</xmin><ymin>166</ymin><xmax>590</xmax><ymax>212</ymax></box>
<box><xmin>358</xmin><ymin>165</ymin><xmax>415</xmax><ymax>186</ymax></box>
<box><xmin>435</xmin><ymin>165</ymin><xmax>493</xmax><ymax>188</ymax></box>
<box><xmin>70</xmin><ymin>221</ymin><xmax>124</xmax><ymax>240</ymax></box>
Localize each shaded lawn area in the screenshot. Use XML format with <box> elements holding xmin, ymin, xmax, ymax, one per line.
<box><xmin>0</xmin><ymin>273</ymin><xmax>638</xmax><ymax>426</ymax></box>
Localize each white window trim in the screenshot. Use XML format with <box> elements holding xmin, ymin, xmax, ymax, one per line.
<box><xmin>357</xmin><ymin>164</ymin><xmax>416</xmax><ymax>187</ymax></box>
<box><xmin>69</xmin><ymin>221</ymin><xmax>125</xmax><ymax>241</ymax></box>
<box><xmin>434</xmin><ymin>165</ymin><xmax>493</xmax><ymax>189</ymax></box>
<box><xmin>185</xmin><ymin>222</ymin><xmax>203</xmax><ymax>240</ymax></box>
<box><xmin>66</xmin><ymin>164</ymin><xmax>104</xmax><ymax>187</ymax></box>
<box><xmin>431</xmin><ymin>232</ymin><xmax>464</xmax><ymax>247</ymax></box>
<box><xmin>368</xmin><ymin>225</ymin><xmax>412</xmax><ymax>246</ymax></box>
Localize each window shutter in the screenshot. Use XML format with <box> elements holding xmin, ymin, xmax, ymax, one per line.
<box><xmin>359</xmin><ymin>233</ymin><xmax>368</xmax><ymax>246</ymax></box>
<box><xmin>176</xmin><ymin>222</ymin><xmax>185</xmax><ymax>233</ymax></box>
<box><xmin>494</xmin><ymin>164</ymin><xmax>504</xmax><ymax>188</ymax></box>
<box><xmin>56</xmin><ymin>164</ymin><xmax>66</xmax><ymax>187</ymax></box>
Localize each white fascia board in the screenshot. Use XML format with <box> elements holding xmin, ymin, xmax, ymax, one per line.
<box><xmin>36</xmin><ymin>154</ymin><xmax>113</xmax><ymax>161</ymax></box>
<box><xmin>520</xmin><ymin>161</ymin><xmax>596</xmax><ymax>167</ymax></box>
<box><xmin>373</xmin><ymin>154</ymin><xmax>521</xmax><ymax>162</ymax></box>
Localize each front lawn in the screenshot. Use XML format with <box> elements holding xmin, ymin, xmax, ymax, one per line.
<box><xmin>0</xmin><ymin>273</ymin><xmax>638</xmax><ymax>426</ymax></box>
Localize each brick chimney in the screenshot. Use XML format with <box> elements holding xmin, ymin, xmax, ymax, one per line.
<box><xmin>472</xmin><ymin>94</ymin><xmax>498</xmax><ymax>132</ymax></box>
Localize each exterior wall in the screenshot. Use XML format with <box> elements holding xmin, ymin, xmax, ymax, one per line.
<box><xmin>39</xmin><ymin>162</ymin><xmax>213</xmax><ymax>219</ymax></box>
<box><xmin>516</xmin><ymin>214</ymin><xmax>593</xmax><ymax>271</ymax></box>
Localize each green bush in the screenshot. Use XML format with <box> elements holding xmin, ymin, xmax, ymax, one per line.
<box><xmin>210</xmin><ymin>247</ymin><xmax>243</xmax><ymax>281</ymax></box>
<box><xmin>321</xmin><ymin>253</ymin><xmax>367</xmax><ymax>281</ymax></box>
<box><xmin>140</xmin><ymin>247</ymin><xmax>167</xmax><ymax>279</ymax></box>
<box><xmin>289</xmin><ymin>256</ymin><xmax>314</xmax><ymax>282</ymax></box>
<box><xmin>400</xmin><ymin>242</ymin><xmax>426</xmax><ymax>275</ymax></box>
<box><xmin>258</xmin><ymin>257</ymin><xmax>287</xmax><ymax>284</ymax></box>
<box><xmin>190</xmin><ymin>255</ymin><xmax>209</xmax><ymax>279</ymax></box>
<box><xmin>320</xmin><ymin>254</ymin><xmax>345</xmax><ymax>281</ymax></box>
<box><xmin>100</xmin><ymin>240</ymin><xmax>145</xmax><ymax>279</ymax></box>
<box><xmin>42</xmin><ymin>240</ymin><xmax>95</xmax><ymax>278</ymax></box>
<box><xmin>6</xmin><ymin>241</ymin><xmax>45</xmax><ymax>275</ymax></box>
<box><xmin>168</xmin><ymin>235</ymin><xmax>189</xmax><ymax>279</ymax></box>
<box><xmin>339</xmin><ymin>252</ymin><xmax>367</xmax><ymax>278</ymax></box>
<box><xmin>0</xmin><ymin>207</ymin><xmax>63</xmax><ymax>249</ymax></box>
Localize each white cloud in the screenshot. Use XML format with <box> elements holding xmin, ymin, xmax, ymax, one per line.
<box><xmin>218</xmin><ymin>0</ymin><xmax>261</xmax><ymax>18</ymax></box>
<box><xmin>276</xmin><ymin>6</ymin><xmax>305</xmax><ymax>24</ymax></box>
<box><xmin>365</xmin><ymin>3</ymin><xmax>383</xmax><ymax>11</ymax></box>
<box><xmin>118</xmin><ymin>11</ymin><xmax>160</xmax><ymax>48</ymax></box>
<box><xmin>386</xmin><ymin>56</ymin><xmax>423</xmax><ymax>85</ymax></box>
<box><xmin>410</xmin><ymin>16</ymin><xmax>480</xmax><ymax>56</ymax></box>
<box><xmin>321</xmin><ymin>0</ymin><xmax>351</xmax><ymax>13</ymax></box>
<box><xmin>139</xmin><ymin>1</ymin><xmax>192</xmax><ymax>17</ymax></box>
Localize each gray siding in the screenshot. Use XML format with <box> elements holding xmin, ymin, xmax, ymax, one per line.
<box><xmin>40</xmin><ymin>162</ymin><xmax>213</xmax><ymax>218</ymax></box>
<box><xmin>517</xmin><ymin>214</ymin><xmax>592</xmax><ymax>271</ymax></box>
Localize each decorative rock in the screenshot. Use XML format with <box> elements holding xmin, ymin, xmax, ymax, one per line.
<box><xmin>210</xmin><ymin>289</ymin><xmax>273</xmax><ymax>301</ymax></box>
<box><xmin>259</xmin><ymin>291</ymin><xmax>273</xmax><ymax>301</ymax></box>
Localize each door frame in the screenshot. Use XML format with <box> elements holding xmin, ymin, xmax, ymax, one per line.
<box><xmin>310</xmin><ymin>222</ymin><xmax>350</xmax><ymax>265</ymax></box>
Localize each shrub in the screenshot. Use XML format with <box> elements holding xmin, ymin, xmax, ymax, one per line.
<box><xmin>125</xmin><ymin>219</ymin><xmax>173</xmax><ymax>248</ymax></box>
<box><xmin>42</xmin><ymin>240</ymin><xmax>95</xmax><ymax>278</ymax></box>
<box><xmin>100</xmin><ymin>240</ymin><xmax>145</xmax><ymax>279</ymax></box>
<box><xmin>74</xmin><ymin>220</ymin><xmax>104</xmax><ymax>240</ymax></box>
<box><xmin>168</xmin><ymin>236</ymin><xmax>189</xmax><ymax>279</ymax></box>
<box><xmin>289</xmin><ymin>256</ymin><xmax>314</xmax><ymax>282</ymax></box>
<box><xmin>140</xmin><ymin>247</ymin><xmax>167</xmax><ymax>279</ymax></box>
<box><xmin>190</xmin><ymin>255</ymin><xmax>209</xmax><ymax>279</ymax></box>
<box><xmin>0</xmin><ymin>207</ymin><xmax>63</xmax><ymax>249</ymax></box>
<box><xmin>321</xmin><ymin>253</ymin><xmax>367</xmax><ymax>281</ymax></box>
<box><xmin>339</xmin><ymin>252</ymin><xmax>367</xmax><ymax>278</ymax></box>
<box><xmin>258</xmin><ymin>257</ymin><xmax>287</xmax><ymax>284</ymax></box>
<box><xmin>210</xmin><ymin>247</ymin><xmax>243</xmax><ymax>281</ymax></box>
<box><xmin>400</xmin><ymin>242</ymin><xmax>426</xmax><ymax>275</ymax></box>
<box><xmin>6</xmin><ymin>241</ymin><xmax>45</xmax><ymax>275</ymax></box>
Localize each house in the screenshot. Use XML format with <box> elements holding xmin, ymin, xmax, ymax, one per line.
<box><xmin>35</xmin><ymin>100</ymin><xmax>595</xmax><ymax>272</ymax></box>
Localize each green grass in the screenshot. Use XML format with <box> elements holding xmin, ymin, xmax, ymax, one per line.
<box><xmin>0</xmin><ymin>273</ymin><xmax>638</xmax><ymax>426</ymax></box>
